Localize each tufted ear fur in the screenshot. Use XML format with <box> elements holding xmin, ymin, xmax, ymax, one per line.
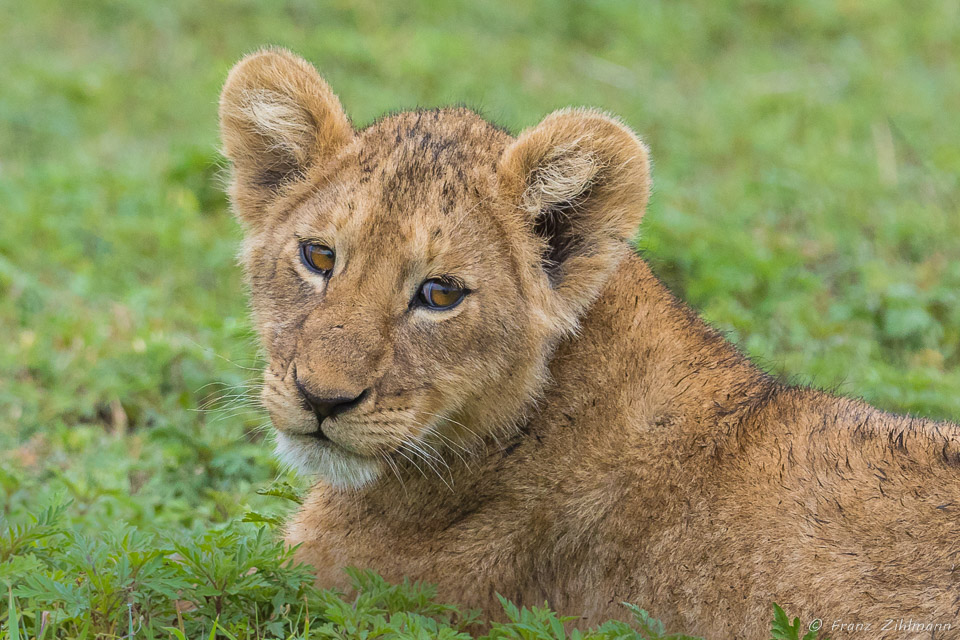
<box><xmin>219</xmin><ymin>48</ymin><xmax>353</xmax><ymax>226</ymax></box>
<box><xmin>498</xmin><ymin>108</ymin><xmax>651</xmax><ymax>328</ymax></box>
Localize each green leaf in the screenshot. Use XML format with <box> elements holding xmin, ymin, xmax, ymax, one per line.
<box><xmin>161</xmin><ymin>627</ymin><xmax>188</xmax><ymax>640</ymax></box>
<box><xmin>240</xmin><ymin>510</ymin><xmax>284</xmax><ymax>527</ymax></box>
<box><xmin>770</xmin><ymin>603</ymin><xmax>826</xmax><ymax>640</ymax></box>
<box><xmin>771</xmin><ymin>604</ymin><xmax>798</xmax><ymax>640</ymax></box>
<box><xmin>8</xmin><ymin>587</ymin><xmax>21</xmax><ymax>640</ymax></box>
<box><xmin>255</xmin><ymin>481</ymin><xmax>305</xmax><ymax>505</ymax></box>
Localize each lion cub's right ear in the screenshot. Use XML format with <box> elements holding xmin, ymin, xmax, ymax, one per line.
<box><xmin>219</xmin><ymin>48</ymin><xmax>353</xmax><ymax>226</ymax></box>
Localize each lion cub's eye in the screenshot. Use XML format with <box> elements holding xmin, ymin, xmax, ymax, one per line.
<box><xmin>416</xmin><ymin>278</ymin><xmax>467</xmax><ymax>310</ymax></box>
<box><xmin>300</xmin><ymin>243</ymin><xmax>335</xmax><ymax>275</ymax></box>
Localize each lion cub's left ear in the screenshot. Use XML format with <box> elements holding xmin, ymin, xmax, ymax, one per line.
<box><xmin>498</xmin><ymin>109</ymin><xmax>651</xmax><ymax>326</ymax></box>
<box><xmin>219</xmin><ymin>48</ymin><xmax>353</xmax><ymax>227</ymax></box>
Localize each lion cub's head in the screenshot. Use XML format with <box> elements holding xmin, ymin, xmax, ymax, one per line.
<box><xmin>219</xmin><ymin>49</ymin><xmax>650</xmax><ymax>488</ymax></box>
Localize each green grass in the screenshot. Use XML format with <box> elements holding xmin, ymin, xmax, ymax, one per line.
<box><xmin>0</xmin><ymin>0</ymin><xmax>957</xmax><ymax>637</ymax></box>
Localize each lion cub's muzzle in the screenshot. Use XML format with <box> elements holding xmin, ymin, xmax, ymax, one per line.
<box><xmin>294</xmin><ymin>374</ymin><xmax>369</xmax><ymax>439</ymax></box>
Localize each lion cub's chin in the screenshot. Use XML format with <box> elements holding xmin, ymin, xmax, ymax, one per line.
<box><xmin>275</xmin><ymin>432</ymin><xmax>384</xmax><ymax>489</ymax></box>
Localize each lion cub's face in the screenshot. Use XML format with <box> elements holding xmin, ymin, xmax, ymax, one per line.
<box><xmin>239</xmin><ymin>111</ymin><xmax>542</xmax><ymax>488</ymax></box>
<box><xmin>220</xmin><ymin>50</ymin><xmax>650</xmax><ymax>488</ymax></box>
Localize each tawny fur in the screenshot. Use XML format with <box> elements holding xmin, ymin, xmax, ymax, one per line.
<box><xmin>219</xmin><ymin>49</ymin><xmax>960</xmax><ymax>639</ymax></box>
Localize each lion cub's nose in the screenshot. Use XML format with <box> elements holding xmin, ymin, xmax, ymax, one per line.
<box><xmin>296</xmin><ymin>379</ymin><xmax>369</xmax><ymax>423</ymax></box>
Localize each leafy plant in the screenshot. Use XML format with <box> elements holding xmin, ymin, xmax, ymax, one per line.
<box><xmin>0</xmin><ymin>501</ymin><xmax>826</xmax><ymax>640</ymax></box>
<box><xmin>15</xmin><ymin>526</ymin><xmax>185</xmax><ymax>638</ymax></box>
<box><xmin>770</xmin><ymin>604</ymin><xmax>826</xmax><ymax>640</ymax></box>
<box><xmin>170</xmin><ymin>525</ymin><xmax>319</xmax><ymax>638</ymax></box>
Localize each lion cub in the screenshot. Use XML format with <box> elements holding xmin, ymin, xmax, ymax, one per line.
<box><xmin>219</xmin><ymin>49</ymin><xmax>960</xmax><ymax>638</ymax></box>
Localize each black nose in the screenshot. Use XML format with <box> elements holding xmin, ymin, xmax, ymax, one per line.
<box><xmin>295</xmin><ymin>379</ymin><xmax>368</xmax><ymax>423</ymax></box>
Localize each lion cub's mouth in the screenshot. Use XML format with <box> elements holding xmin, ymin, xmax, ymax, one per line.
<box><xmin>276</xmin><ymin>429</ymin><xmax>383</xmax><ymax>488</ymax></box>
<box><xmin>290</xmin><ymin>427</ymin><xmax>365</xmax><ymax>456</ymax></box>
<box><xmin>304</xmin><ymin>427</ymin><xmax>331</xmax><ymax>443</ymax></box>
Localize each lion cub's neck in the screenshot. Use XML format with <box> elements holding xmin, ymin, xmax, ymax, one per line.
<box><xmin>523</xmin><ymin>251</ymin><xmax>774</xmax><ymax>471</ymax></box>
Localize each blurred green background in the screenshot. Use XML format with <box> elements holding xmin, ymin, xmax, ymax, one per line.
<box><xmin>2</xmin><ymin>0</ymin><xmax>959</xmax><ymax>542</ymax></box>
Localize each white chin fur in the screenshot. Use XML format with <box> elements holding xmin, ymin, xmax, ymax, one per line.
<box><xmin>275</xmin><ymin>432</ymin><xmax>382</xmax><ymax>489</ymax></box>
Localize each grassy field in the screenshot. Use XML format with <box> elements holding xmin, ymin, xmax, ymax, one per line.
<box><xmin>1</xmin><ymin>0</ymin><xmax>958</xmax><ymax>637</ymax></box>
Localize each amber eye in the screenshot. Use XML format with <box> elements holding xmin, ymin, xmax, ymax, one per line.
<box><xmin>416</xmin><ymin>278</ymin><xmax>468</xmax><ymax>310</ymax></box>
<box><xmin>300</xmin><ymin>243</ymin><xmax>335</xmax><ymax>275</ymax></box>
